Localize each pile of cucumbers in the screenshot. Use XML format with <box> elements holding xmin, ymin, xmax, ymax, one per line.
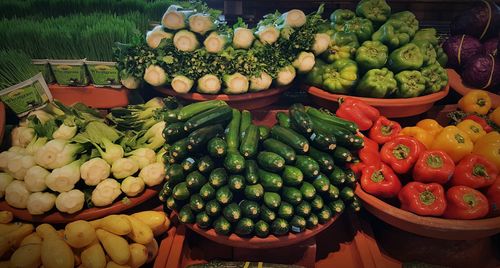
<box><xmin>159</xmin><ymin>98</ymin><xmax>362</xmax><ymax>238</ymax></box>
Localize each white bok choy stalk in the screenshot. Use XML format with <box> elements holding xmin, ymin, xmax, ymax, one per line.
<box><xmin>25</xmin><ymin>136</ymin><xmax>48</xmax><ymax>155</ymax></box>
<box><xmin>292</xmin><ymin>51</ymin><xmax>316</xmax><ymax>73</ymax></box>
<box><xmin>144</xmin><ymin>65</ymin><xmax>168</xmax><ymax>87</ymax></box>
<box><xmin>204</xmin><ymin>31</ymin><xmax>229</xmax><ymax>53</ymax></box>
<box><xmin>27</xmin><ymin>192</ymin><xmax>56</xmax><ymax>215</ymax></box>
<box><xmin>121</xmin><ymin>176</ymin><xmax>145</xmax><ymax>197</ymax></box>
<box><xmin>34</xmin><ymin>139</ymin><xmax>84</xmax><ymax>169</ymax></box>
<box><xmin>52</xmin><ymin>118</ymin><xmax>77</xmax><ymax>140</ymax></box>
<box><xmin>6</xmin><ymin>153</ymin><xmax>35</xmax><ymax>180</ymax></box>
<box><xmin>92</xmin><ymin>178</ymin><xmax>121</xmax><ymax>207</ymax></box>
<box><xmin>0</xmin><ymin>151</ymin><xmax>15</xmax><ymax>171</ymax></box>
<box><xmin>189</xmin><ymin>13</ymin><xmax>215</xmax><ymax>35</ymax></box>
<box><xmin>111</xmin><ymin>157</ymin><xmax>139</xmax><ymax>179</ymax></box>
<box><xmin>250</xmin><ymin>72</ymin><xmax>273</xmax><ymax>92</ymax></box>
<box><xmin>171</xmin><ymin>75</ymin><xmax>194</xmax><ymax>93</ymax></box>
<box><xmin>312</xmin><ymin>33</ymin><xmax>331</xmax><ymax>55</ymax></box>
<box><xmin>173</xmin><ymin>30</ymin><xmax>199</xmax><ymax>52</ymax></box>
<box><xmin>0</xmin><ymin>173</ymin><xmax>13</xmax><ymax>198</ymax></box>
<box><xmin>223</xmin><ymin>73</ymin><xmax>249</xmax><ymax>94</ymax></box>
<box><xmin>276</xmin><ymin>65</ymin><xmax>296</xmax><ymax>86</ymax></box>
<box><xmin>126</xmin><ymin>148</ymin><xmax>156</xmax><ymax>169</ymax></box>
<box><xmin>5</xmin><ymin>180</ymin><xmax>30</xmax><ymax>209</ymax></box>
<box><xmin>161</xmin><ymin>5</ymin><xmax>192</xmax><ymax>30</ymax></box>
<box><xmin>121</xmin><ymin>73</ymin><xmax>141</xmax><ymax>89</ymax></box>
<box><xmin>24</xmin><ymin>166</ymin><xmax>50</xmax><ymax>192</ymax></box>
<box><xmin>255</xmin><ymin>25</ymin><xmax>280</xmax><ymax>45</ymax></box>
<box><xmin>197</xmin><ymin>74</ymin><xmax>221</xmax><ymax>94</ymax></box>
<box><xmin>135</xmin><ymin>121</ymin><xmax>166</xmax><ymax>151</ymax></box>
<box><xmin>73</xmin><ymin>121</ymin><xmax>123</xmax><ymax>165</ymax></box>
<box><xmin>233</xmin><ymin>28</ymin><xmax>255</xmax><ymax>49</ymax></box>
<box><xmin>156</xmin><ymin>147</ymin><xmax>167</xmax><ymax>163</ymax></box>
<box><xmin>80</xmin><ymin>158</ymin><xmax>110</xmax><ymax>186</ymax></box>
<box><xmin>146</xmin><ymin>25</ymin><xmax>174</xmax><ymax>49</ymax></box>
<box><xmin>25</xmin><ymin>110</ymin><xmax>54</xmax><ymax>125</ymax></box>
<box><xmin>11</xmin><ymin>126</ymin><xmax>35</xmax><ymax>148</ymax></box>
<box><xmin>45</xmin><ymin>158</ymin><xmax>84</xmax><ymax>193</ymax></box>
<box><xmin>277</xmin><ymin>9</ymin><xmax>307</xmax><ymax>28</ymax></box>
<box><xmin>139</xmin><ymin>162</ymin><xmax>166</xmax><ymax>187</ymax></box>
<box><xmin>55</xmin><ymin>189</ymin><xmax>84</xmax><ymax>214</ymax></box>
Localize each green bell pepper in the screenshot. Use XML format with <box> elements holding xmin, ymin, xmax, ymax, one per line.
<box><xmin>332</xmin><ymin>31</ymin><xmax>360</xmax><ymax>49</ymax></box>
<box><xmin>394</xmin><ymin>70</ymin><xmax>426</xmax><ymax>98</ymax></box>
<box><xmin>372</xmin><ymin>19</ymin><xmax>412</xmax><ymax>49</ymax></box>
<box><xmin>388</xmin><ymin>43</ymin><xmax>423</xmax><ymax>72</ymax></box>
<box><xmin>412</xmin><ymin>28</ymin><xmax>438</xmax><ymax>46</ymax></box>
<box><xmin>355</xmin><ymin>40</ymin><xmax>388</xmax><ymax>69</ymax></box>
<box><xmin>421</xmin><ymin>63</ymin><xmax>448</xmax><ymax>94</ymax></box>
<box><xmin>355</xmin><ymin>0</ymin><xmax>391</xmax><ymax>24</ymax></box>
<box><xmin>330</xmin><ymin>9</ymin><xmax>356</xmax><ymax>31</ymax></box>
<box><xmin>344</xmin><ymin>17</ymin><xmax>374</xmax><ymax>42</ymax></box>
<box><xmin>322</xmin><ymin>59</ymin><xmax>358</xmax><ymax>94</ymax></box>
<box><xmin>322</xmin><ymin>44</ymin><xmax>355</xmax><ymax>62</ymax></box>
<box><xmin>389</xmin><ymin>11</ymin><xmax>419</xmax><ymax>36</ymax></box>
<box><xmin>306</xmin><ymin>59</ymin><xmax>327</xmax><ymax>87</ymax></box>
<box><xmin>412</xmin><ymin>40</ymin><xmax>437</xmax><ymax>66</ymax></box>
<box><xmin>435</xmin><ymin>46</ymin><xmax>448</xmax><ymax>67</ymax></box>
<box><xmin>355</xmin><ymin>68</ymin><xmax>398</xmax><ymax>98</ymax></box>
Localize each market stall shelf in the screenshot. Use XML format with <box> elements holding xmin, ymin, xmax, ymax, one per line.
<box><xmin>447</xmin><ymin>69</ymin><xmax>500</xmax><ymax>107</ymax></box>
<box><xmin>49</xmin><ymin>84</ymin><xmax>129</xmax><ymax>108</ymax></box>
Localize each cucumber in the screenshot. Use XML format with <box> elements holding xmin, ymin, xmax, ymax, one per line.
<box><xmin>295</xmin><ymin>155</ymin><xmax>320</xmax><ymax>178</ymax></box>
<box><xmin>308</xmin><ymin>130</ymin><xmax>336</xmax><ymax>152</ymax></box>
<box><xmin>239</xmin><ymin>110</ymin><xmax>252</xmax><ymax>140</ymax></box>
<box><xmin>290</xmin><ymin>215</ymin><xmax>306</xmax><ymax>233</ymax></box>
<box><xmin>245</xmin><ymin>160</ymin><xmax>259</xmax><ymax>185</ymax></box>
<box><xmin>277</xmin><ymin>202</ymin><xmax>294</xmax><ymax>220</ymax></box>
<box><xmin>172</xmin><ymin>182</ymin><xmax>190</xmax><ymax>201</ymax></box>
<box><xmin>187</xmin><ymin>124</ymin><xmax>224</xmax><ymax>152</ymax></box>
<box><xmin>300</xmin><ymin>182</ymin><xmax>316</xmax><ymax>200</ymax></box>
<box><xmin>224</xmin><ymin>151</ymin><xmax>246</xmax><ymax>174</ymax></box>
<box><xmin>282</xmin><ymin>166</ymin><xmax>304</xmax><ymax>186</ymax></box>
<box><xmin>289</xmin><ymin>103</ymin><xmax>314</xmax><ymax>134</ymax></box>
<box><xmin>260</xmin><ymin>205</ymin><xmax>277</xmax><ymax>223</ymax></box>
<box><xmin>197</xmin><ymin>155</ymin><xmax>215</xmax><ymax>174</ymax></box>
<box><xmin>225</xmin><ymin>109</ymin><xmax>241</xmax><ymax>151</ymax></box>
<box><xmin>199</xmin><ymin>183</ymin><xmax>216</xmax><ymax>200</ymax></box>
<box><xmin>296</xmin><ymin>201</ymin><xmax>312</xmax><ymax>217</ymax></box>
<box><xmin>312</xmin><ymin>174</ymin><xmax>330</xmax><ymax>193</ymax></box>
<box><xmin>350</xmin><ymin>136</ymin><xmax>365</xmax><ymax>150</ymax></box>
<box><xmin>263</xmin><ymin>192</ymin><xmax>281</xmax><ymax>209</ymax></box>
<box><xmin>311</xmin><ymin>195</ymin><xmax>324</xmax><ymax>211</ymax></box>
<box><xmin>282</xmin><ymin>187</ymin><xmax>303</xmax><ymax>205</ymax></box>
<box><xmin>306</xmin><ymin>107</ymin><xmax>359</xmax><ymax>133</ymax></box>
<box><xmin>239</xmin><ymin>200</ymin><xmax>260</xmax><ymax>220</ymax></box>
<box><xmin>216</xmin><ymin>186</ymin><xmax>233</xmax><ymax>205</ymax></box>
<box><xmin>205</xmin><ymin>199</ymin><xmax>222</xmax><ymax>216</ymax></box>
<box><xmin>257</xmin><ymin>151</ymin><xmax>285</xmax><ymax>172</ymax></box>
<box><xmin>165</xmin><ymin>196</ymin><xmax>183</xmax><ymax>211</ymax></box>
<box><xmin>181</xmin><ymin>157</ymin><xmax>197</xmax><ymax>173</ymax></box>
<box><xmin>166</xmin><ymin>164</ymin><xmax>184</xmax><ymax>185</ymax></box>
<box><xmin>333</xmin><ymin>146</ymin><xmax>353</xmax><ymax>163</ymax></box>
<box><xmin>327</xmin><ymin>185</ymin><xmax>340</xmax><ymax>200</ymax></box>
<box><xmin>271</xmin><ymin>125</ymin><xmax>309</xmax><ymax>154</ymax></box>
<box><xmin>258</xmin><ymin>169</ymin><xmax>283</xmax><ymax>192</ymax></box>
<box><xmin>308</xmin><ymin>147</ymin><xmax>334</xmax><ymax>173</ymax></box>
<box><xmin>240</xmin><ymin>124</ymin><xmax>259</xmax><ymax>158</ymax></box>
<box><xmin>159</xmin><ymin>182</ymin><xmax>173</xmax><ymax>202</ymax></box>
<box><xmin>276</xmin><ymin>112</ymin><xmax>290</xmax><ymax>128</ymax></box>
<box><xmin>235</xmin><ymin>218</ymin><xmax>254</xmax><ymax>236</ymax></box>
<box><xmin>189</xmin><ymin>194</ymin><xmax>205</xmax><ymax>212</ymax></box>
<box><xmin>213</xmin><ymin>216</ymin><xmax>231</xmax><ymax>235</ymax></box>
<box><xmin>228</xmin><ymin>175</ymin><xmax>245</xmax><ymax>191</ymax></box>
<box><xmin>209</xmin><ymin>168</ymin><xmax>228</xmax><ymax>188</ymax></box>
<box><xmin>162</xmin><ymin>122</ymin><xmax>187</xmax><ymax>144</ymax></box>
<box><xmin>340</xmin><ymin>186</ymin><xmax>355</xmax><ymax>201</ymax></box>
<box><xmin>258</xmin><ymin>126</ymin><xmax>270</xmax><ymax>141</ymax></box>
<box><xmin>178</xmin><ymin>205</ymin><xmax>195</xmax><ymax>224</ymax></box>
<box><xmin>306</xmin><ymin>213</ymin><xmax>319</xmax><ymax>229</ymax></box>
<box><xmin>183</xmin><ymin>105</ymin><xmax>232</xmax><ymax>132</ymax></box>
<box><xmin>195</xmin><ymin>211</ymin><xmax>212</xmax><ymax>229</ymax></box>
<box><xmin>185</xmin><ymin>171</ymin><xmax>206</xmax><ymax>191</ymax></box>
<box><xmin>329</xmin><ymin>167</ymin><xmax>346</xmax><ymax>186</ymax></box>
<box><xmin>244</xmin><ymin>184</ymin><xmax>264</xmax><ymax>201</ymax></box>
<box><xmin>329</xmin><ymin>199</ymin><xmax>345</xmax><ymax>214</ymax></box>
<box><xmin>254</xmin><ymin>220</ymin><xmax>270</xmax><ymax>238</ymax></box>
<box><xmin>350</xmin><ymin>196</ymin><xmax>361</xmax><ymax>212</ymax></box>
<box><xmin>207</xmin><ymin>137</ymin><xmax>227</xmax><ymax>158</ymax></box>
<box><xmin>345</xmin><ymin>168</ymin><xmax>357</xmax><ymax>184</ymax></box>
<box><xmin>271</xmin><ymin>218</ymin><xmax>290</xmax><ymax>236</ymax></box>
<box><xmin>262</xmin><ymin>138</ymin><xmax>296</xmax><ymax>164</ymax></box>
<box><xmin>170</xmin><ymin>138</ymin><xmax>189</xmax><ymax>162</ymax></box>
<box><xmin>177</xmin><ymin>100</ymin><xmax>227</xmax><ymax>121</ymax></box>
<box><xmin>317</xmin><ymin>206</ymin><xmax>333</xmax><ymax>224</ymax></box>
<box><xmin>223</xmin><ymin>203</ymin><xmax>241</xmax><ymax>223</ymax></box>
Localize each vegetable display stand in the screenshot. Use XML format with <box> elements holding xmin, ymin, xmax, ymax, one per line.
<box><xmin>0</xmin><ymin>187</ymin><xmax>159</xmax><ymax>224</ymax></box>
<box><xmin>447</xmin><ymin>69</ymin><xmax>500</xmax><ymax>107</ymax></box>
<box><xmin>49</xmin><ymin>84</ymin><xmax>129</xmax><ymax>108</ymax></box>
<box><xmin>306</xmin><ymin>84</ymin><xmax>449</xmax><ymax>118</ymax></box>
<box><xmin>153</xmin><ymin>87</ymin><xmax>288</xmax><ymax>110</ymax></box>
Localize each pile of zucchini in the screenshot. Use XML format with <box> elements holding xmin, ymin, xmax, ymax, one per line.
<box><xmin>159</xmin><ymin>98</ymin><xmax>362</xmax><ymax>238</ymax></box>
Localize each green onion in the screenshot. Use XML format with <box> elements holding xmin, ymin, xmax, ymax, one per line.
<box><xmin>0</xmin><ymin>50</ymin><xmax>38</xmax><ymax>89</ymax></box>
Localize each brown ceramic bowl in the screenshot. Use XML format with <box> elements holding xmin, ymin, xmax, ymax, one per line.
<box><xmin>306</xmin><ymin>83</ymin><xmax>449</xmax><ymax>118</ymax></box>
<box><xmin>355</xmin><ymin>186</ymin><xmax>500</xmax><ymax>240</ymax></box>
<box><xmin>447</xmin><ymin>68</ymin><xmax>500</xmax><ymax>108</ymax></box>
<box><xmin>154</xmin><ymin>87</ymin><xmax>288</xmax><ymax>110</ymax></box>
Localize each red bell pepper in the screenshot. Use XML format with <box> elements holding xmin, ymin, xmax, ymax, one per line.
<box><xmin>360</xmin><ymin>163</ymin><xmax>402</xmax><ymax>198</ymax></box>
<box><xmin>359</xmin><ymin>137</ymin><xmax>381</xmax><ymax>168</ymax></box>
<box><xmin>369</xmin><ymin>116</ymin><xmax>402</xmax><ymax>144</ymax></box>
<box><xmin>463</xmin><ymin>114</ymin><xmax>493</xmax><ymax>133</ymax></box>
<box><xmin>336</xmin><ymin>97</ymin><xmax>380</xmax><ymax>131</ymax></box>
<box><xmin>413</xmin><ymin>150</ymin><xmax>455</xmax><ymax>184</ymax></box>
<box><xmin>486</xmin><ymin>179</ymin><xmax>500</xmax><ymax>216</ymax></box>
<box><xmin>398</xmin><ymin>182</ymin><xmax>447</xmax><ymax>216</ymax></box>
<box><xmin>380</xmin><ymin>136</ymin><xmax>425</xmax><ymax>174</ymax></box>
<box><xmin>443</xmin><ymin>185</ymin><xmax>489</xmax><ymax>220</ymax></box>
<box><xmin>450</xmin><ymin>154</ymin><xmax>498</xmax><ymax>189</ymax></box>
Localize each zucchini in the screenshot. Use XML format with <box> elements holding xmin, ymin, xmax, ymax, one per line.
<box><xmin>172</xmin><ymin>182</ymin><xmax>190</xmax><ymax>201</ymax></box>
<box><xmin>258</xmin><ymin>169</ymin><xmax>283</xmax><ymax>192</ymax></box>
<box><xmin>163</xmin><ymin>122</ymin><xmax>187</xmax><ymax>144</ymax></box>
<box><xmin>329</xmin><ymin>167</ymin><xmax>346</xmax><ymax>186</ymax></box>
<box><xmin>178</xmin><ymin>205</ymin><xmax>195</xmax><ymax>224</ymax></box>
<box><xmin>166</xmin><ymin>164</ymin><xmax>184</xmax><ymax>185</ymax></box>
<box><xmin>199</xmin><ymin>183</ymin><xmax>216</xmax><ymax>200</ymax></box>
<box><xmin>333</xmin><ymin>146</ymin><xmax>353</xmax><ymax>163</ymax></box>
<box><xmin>224</xmin><ymin>151</ymin><xmax>246</xmax><ymax>174</ymax></box>
<box><xmin>165</xmin><ymin>196</ymin><xmax>183</xmax><ymax>211</ymax></box>
<box><xmin>197</xmin><ymin>155</ymin><xmax>215</xmax><ymax>174</ymax></box>
<box><xmin>340</xmin><ymin>186</ymin><xmax>355</xmax><ymax>201</ymax></box>
<box><xmin>310</xmin><ymin>195</ymin><xmax>324</xmax><ymax>211</ymax></box>
<box><xmin>350</xmin><ymin>136</ymin><xmax>365</xmax><ymax>150</ymax></box>
<box><xmin>228</xmin><ymin>175</ymin><xmax>245</xmax><ymax>192</ymax></box>
<box><xmin>187</xmin><ymin>124</ymin><xmax>224</xmax><ymax>152</ymax></box>
<box><xmin>262</xmin><ymin>138</ymin><xmax>296</xmax><ymax>164</ymax></box>
<box><xmin>260</xmin><ymin>205</ymin><xmax>277</xmax><ymax>223</ymax></box>
<box><xmin>245</xmin><ymin>160</ymin><xmax>259</xmax><ymax>185</ymax></box>
<box><xmin>159</xmin><ymin>182</ymin><xmax>173</xmax><ymax>202</ymax></box>
<box><xmin>225</xmin><ymin>109</ymin><xmax>241</xmax><ymax>151</ymax></box>
<box><xmin>216</xmin><ymin>186</ymin><xmax>233</xmax><ymax>205</ymax></box>
<box><xmin>312</xmin><ymin>174</ymin><xmax>330</xmax><ymax>193</ymax></box>
<box><xmin>282</xmin><ymin>187</ymin><xmax>303</xmax><ymax>205</ymax></box>
<box><xmin>177</xmin><ymin>100</ymin><xmax>227</xmax><ymax>121</ymax></box>
<box><xmin>282</xmin><ymin>166</ymin><xmax>304</xmax><ymax>186</ymax></box>
<box><xmin>290</xmin><ymin>215</ymin><xmax>306</xmax><ymax>233</ymax></box>
<box><xmin>329</xmin><ymin>199</ymin><xmax>345</xmax><ymax>214</ymax></box>
<box><xmin>306</xmin><ymin>107</ymin><xmax>359</xmax><ymax>133</ymax></box>
<box><xmin>276</xmin><ymin>112</ymin><xmax>290</xmax><ymax>128</ymax></box>
<box><xmin>207</xmin><ymin>137</ymin><xmax>227</xmax><ymax>158</ymax></box>
<box><xmin>163</xmin><ymin>108</ymin><xmax>180</xmax><ymax>124</ymax></box>
<box><xmin>306</xmin><ymin>213</ymin><xmax>319</xmax><ymax>229</ymax></box>
<box><xmin>271</xmin><ymin>218</ymin><xmax>289</xmax><ymax>236</ymax></box>
<box><xmin>289</xmin><ymin>103</ymin><xmax>314</xmax><ymax>134</ymax></box>
<box><xmin>213</xmin><ymin>216</ymin><xmax>231</xmax><ymax>235</ymax></box>
<box><xmin>254</xmin><ymin>220</ymin><xmax>270</xmax><ymax>238</ymax></box>
<box><xmin>189</xmin><ymin>194</ymin><xmax>205</xmax><ymax>212</ymax></box>
<box><xmin>345</xmin><ymin>168</ymin><xmax>357</xmax><ymax>184</ymax></box>
<box><xmin>300</xmin><ymin>182</ymin><xmax>316</xmax><ymax>200</ymax></box>
<box><xmin>205</xmin><ymin>199</ymin><xmax>222</xmax><ymax>216</ymax></box>
<box><xmin>277</xmin><ymin>202</ymin><xmax>294</xmax><ymax>220</ymax></box>
<box><xmin>209</xmin><ymin>168</ymin><xmax>228</xmax><ymax>188</ymax></box>
<box><xmin>257</xmin><ymin>151</ymin><xmax>285</xmax><ymax>172</ymax></box>
<box><xmin>195</xmin><ymin>211</ymin><xmax>212</xmax><ymax>229</ymax></box>
<box><xmin>240</xmin><ymin>124</ymin><xmax>259</xmax><ymax>158</ymax></box>
<box><xmin>308</xmin><ymin>147</ymin><xmax>334</xmax><ymax>173</ymax></box>
<box><xmin>258</xmin><ymin>126</ymin><xmax>270</xmax><ymax>141</ymax></box>
<box><xmin>295</xmin><ymin>155</ymin><xmax>320</xmax><ymax>178</ymax></box>
<box><xmin>296</xmin><ymin>201</ymin><xmax>312</xmax><ymax>217</ymax></box>
<box><xmin>170</xmin><ymin>138</ymin><xmax>189</xmax><ymax>162</ymax></box>
<box><xmin>223</xmin><ymin>203</ymin><xmax>241</xmax><ymax>223</ymax></box>
<box><xmin>310</xmin><ymin>118</ymin><xmax>355</xmax><ymax>147</ymax></box>
<box><xmin>185</xmin><ymin>171</ymin><xmax>206</xmax><ymax>191</ymax></box>
<box><xmin>239</xmin><ymin>110</ymin><xmax>252</xmax><ymax>140</ymax></box>
<box><xmin>239</xmin><ymin>200</ymin><xmax>260</xmax><ymax>220</ymax></box>
<box><xmin>271</xmin><ymin>125</ymin><xmax>309</xmax><ymax>154</ymax></box>
<box><xmin>350</xmin><ymin>196</ymin><xmax>361</xmax><ymax>212</ymax></box>
<box><xmin>244</xmin><ymin>184</ymin><xmax>264</xmax><ymax>201</ymax></box>
<box><xmin>263</xmin><ymin>192</ymin><xmax>281</xmax><ymax>209</ymax></box>
<box><xmin>327</xmin><ymin>185</ymin><xmax>340</xmax><ymax>200</ymax></box>
<box><xmin>317</xmin><ymin>206</ymin><xmax>333</xmax><ymax>224</ymax></box>
<box><xmin>181</xmin><ymin>157</ymin><xmax>197</xmax><ymax>173</ymax></box>
<box><xmin>308</xmin><ymin>130</ymin><xmax>336</xmax><ymax>152</ymax></box>
<box><xmin>235</xmin><ymin>218</ymin><xmax>254</xmax><ymax>236</ymax></box>
<box><xmin>183</xmin><ymin>105</ymin><xmax>232</xmax><ymax>132</ymax></box>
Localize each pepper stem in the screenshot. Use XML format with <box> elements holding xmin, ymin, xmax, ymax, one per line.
<box><xmin>419</xmin><ymin>190</ymin><xmax>436</xmax><ymax>206</ymax></box>
<box><xmin>472</xmin><ymin>164</ymin><xmax>488</xmax><ymax>177</ymax></box>
<box><xmin>381</xmin><ymin>125</ymin><xmax>393</xmax><ymax>136</ymax></box>
<box><xmin>454</xmin><ymin>133</ymin><xmax>465</xmax><ymax>143</ymax></box>
<box><xmin>463</xmin><ymin>193</ymin><xmax>477</xmax><ymax>208</ymax></box>
<box><xmin>476</xmin><ymin>98</ymin><xmax>486</xmax><ymax>107</ymax></box>
<box><xmin>426</xmin><ymin>154</ymin><xmax>443</xmax><ymax>169</ymax></box>
<box><xmin>392</xmin><ymin>144</ymin><xmax>410</xmax><ymax>160</ymax></box>
<box><xmin>371</xmin><ymin>170</ymin><xmax>384</xmax><ymax>183</ymax></box>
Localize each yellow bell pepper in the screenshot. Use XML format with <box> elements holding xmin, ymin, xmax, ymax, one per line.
<box><xmin>416</xmin><ymin>119</ymin><xmax>443</xmax><ymax>137</ymax></box>
<box><xmin>400</xmin><ymin>126</ymin><xmax>434</xmax><ymax>149</ymax></box>
<box><xmin>431</xmin><ymin>126</ymin><xmax>473</xmax><ymax>163</ymax></box>
<box><xmin>473</xmin><ymin>131</ymin><xmax>500</xmax><ymax>169</ymax></box>
<box><xmin>457</xmin><ymin>90</ymin><xmax>492</xmax><ymax>115</ymax></box>
<box><xmin>489</xmin><ymin>107</ymin><xmax>500</xmax><ymax>126</ymax></box>
<box><xmin>456</xmin><ymin>119</ymin><xmax>486</xmax><ymax>142</ymax></box>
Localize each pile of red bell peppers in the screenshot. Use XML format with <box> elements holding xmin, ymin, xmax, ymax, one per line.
<box><xmin>336</xmin><ymin>97</ymin><xmax>499</xmax><ymax>220</ymax></box>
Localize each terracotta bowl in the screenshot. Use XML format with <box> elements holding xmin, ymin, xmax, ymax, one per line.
<box><xmin>154</xmin><ymin>87</ymin><xmax>288</xmax><ymax>110</ymax></box>
<box><xmin>306</xmin><ymin>84</ymin><xmax>449</xmax><ymax>118</ymax></box>
<box><xmin>447</xmin><ymin>68</ymin><xmax>500</xmax><ymax>108</ymax></box>
<box><xmin>355</xmin><ymin>186</ymin><xmax>500</xmax><ymax>240</ymax></box>
<box><xmin>49</xmin><ymin>84</ymin><xmax>129</xmax><ymax>109</ymax></box>
<box><xmin>0</xmin><ymin>187</ymin><xmax>159</xmax><ymax>224</ymax></box>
